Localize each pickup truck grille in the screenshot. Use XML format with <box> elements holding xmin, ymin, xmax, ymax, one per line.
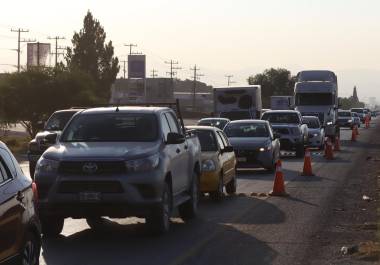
<box><xmin>59</xmin><ymin>161</ymin><xmax>126</xmax><ymax>175</ymax></box>
<box><xmin>58</xmin><ymin>181</ymin><xmax>124</xmax><ymax>193</ymax></box>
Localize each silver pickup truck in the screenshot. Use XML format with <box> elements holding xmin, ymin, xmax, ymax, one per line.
<box><xmin>34</xmin><ymin>104</ymin><xmax>202</xmax><ymax>235</ymax></box>
<box><xmin>261</xmin><ymin>110</ymin><xmax>308</xmax><ymax>157</ymax></box>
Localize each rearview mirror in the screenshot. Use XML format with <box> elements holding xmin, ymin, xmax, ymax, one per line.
<box><xmin>43</xmin><ymin>133</ymin><xmax>58</xmax><ymax>145</ymax></box>
<box><xmin>166</xmin><ymin>132</ymin><xmax>185</xmax><ymax>145</ymax></box>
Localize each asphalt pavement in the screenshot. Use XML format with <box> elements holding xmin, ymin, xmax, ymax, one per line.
<box><xmin>17</xmin><ymin>118</ymin><xmax>378</xmax><ymax>265</ymax></box>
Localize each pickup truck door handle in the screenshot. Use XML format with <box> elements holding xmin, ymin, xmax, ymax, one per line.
<box><xmin>176</xmin><ymin>148</ymin><xmax>181</xmax><ymax>154</ymax></box>
<box><xmin>16</xmin><ymin>191</ymin><xmax>24</xmax><ymax>202</ymax></box>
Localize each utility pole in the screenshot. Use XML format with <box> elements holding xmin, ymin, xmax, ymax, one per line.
<box><xmin>190</xmin><ymin>64</ymin><xmax>204</xmax><ymax>110</ymax></box>
<box><xmin>120</xmin><ymin>60</ymin><xmax>127</xmax><ymax>79</ymax></box>
<box><xmin>124</xmin><ymin>43</ymin><xmax>137</xmax><ymax>55</ymax></box>
<box><xmin>165</xmin><ymin>60</ymin><xmax>181</xmax><ymax>80</ymax></box>
<box><xmin>48</xmin><ymin>36</ymin><xmax>65</xmax><ymax>67</ymax></box>
<box><xmin>150</xmin><ymin>69</ymin><xmax>158</xmax><ymax>78</ymax></box>
<box><xmin>225</xmin><ymin>75</ymin><xmax>235</xmax><ymax>86</ymax></box>
<box><xmin>11</xmin><ymin>28</ymin><xmax>34</xmax><ymax>72</ymax></box>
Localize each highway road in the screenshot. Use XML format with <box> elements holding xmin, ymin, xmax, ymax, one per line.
<box><xmin>18</xmin><ymin>118</ymin><xmax>378</xmax><ymax>265</ymax></box>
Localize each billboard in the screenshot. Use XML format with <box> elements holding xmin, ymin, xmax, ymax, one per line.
<box><xmin>27</xmin><ymin>42</ymin><xmax>51</xmax><ymax>67</ymax></box>
<box><xmin>128</xmin><ymin>55</ymin><xmax>146</xmax><ymax>79</ymax></box>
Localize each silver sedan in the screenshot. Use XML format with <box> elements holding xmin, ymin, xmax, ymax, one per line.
<box><xmin>224</xmin><ymin>120</ymin><xmax>281</xmax><ymax>171</ymax></box>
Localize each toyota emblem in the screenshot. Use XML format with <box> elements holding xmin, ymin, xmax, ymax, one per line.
<box><xmin>82</xmin><ymin>162</ymin><xmax>98</xmax><ymax>174</ymax></box>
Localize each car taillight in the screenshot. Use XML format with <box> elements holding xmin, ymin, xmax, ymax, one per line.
<box><xmin>32</xmin><ymin>182</ymin><xmax>38</xmax><ymax>203</ymax></box>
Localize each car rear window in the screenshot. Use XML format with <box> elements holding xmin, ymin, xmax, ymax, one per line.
<box><xmin>338</xmin><ymin>112</ymin><xmax>351</xmax><ymax>117</ymax></box>
<box><xmin>224</xmin><ymin>123</ymin><xmax>269</xmax><ymax>138</ymax></box>
<box><xmin>351</xmin><ymin>109</ymin><xmax>363</xmax><ymax>113</ymax></box>
<box><xmin>261</xmin><ymin>113</ymin><xmax>300</xmax><ymax>124</ymax></box>
<box><xmin>198</xmin><ymin>120</ymin><xmax>228</xmax><ymax>130</ymax></box>
<box><xmin>194</xmin><ymin>130</ymin><xmax>218</xmax><ymax>152</ymax></box>
<box><xmin>303</xmin><ymin>118</ymin><xmax>319</xmax><ymax>128</ymax></box>
<box><xmin>61</xmin><ymin>113</ymin><xmax>158</xmax><ymax>142</ymax></box>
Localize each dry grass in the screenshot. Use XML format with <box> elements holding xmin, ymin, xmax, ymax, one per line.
<box><xmin>0</xmin><ymin>135</ymin><xmax>31</xmax><ymax>155</ymax></box>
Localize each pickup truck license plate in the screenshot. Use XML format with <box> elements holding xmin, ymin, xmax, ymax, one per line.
<box><xmin>237</xmin><ymin>157</ymin><xmax>247</xmax><ymax>162</ymax></box>
<box><xmin>79</xmin><ymin>192</ymin><xmax>101</xmax><ymax>202</ymax></box>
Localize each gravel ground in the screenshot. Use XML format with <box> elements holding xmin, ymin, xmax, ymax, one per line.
<box><xmin>304</xmin><ymin>121</ymin><xmax>380</xmax><ymax>265</ymax></box>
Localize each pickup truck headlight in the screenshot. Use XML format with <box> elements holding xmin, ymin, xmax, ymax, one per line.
<box><xmin>35</xmin><ymin>158</ymin><xmax>59</xmax><ymax>174</ymax></box>
<box><xmin>202</xmin><ymin>159</ymin><xmax>216</xmax><ymax>172</ymax></box>
<box><xmin>313</xmin><ymin>133</ymin><xmax>320</xmax><ymax>137</ymax></box>
<box><xmin>348</xmin><ymin>119</ymin><xmax>352</xmax><ymax>123</ymax></box>
<box><xmin>326</xmin><ymin>121</ymin><xmax>333</xmax><ymax>126</ymax></box>
<box><xmin>259</xmin><ymin>143</ymin><xmax>272</xmax><ymax>152</ymax></box>
<box><xmin>125</xmin><ymin>154</ymin><xmax>159</xmax><ymax>172</ymax></box>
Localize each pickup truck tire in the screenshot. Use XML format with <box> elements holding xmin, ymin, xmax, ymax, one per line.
<box><xmin>86</xmin><ymin>217</ymin><xmax>110</xmax><ymax>231</ymax></box>
<box><xmin>295</xmin><ymin>143</ymin><xmax>305</xmax><ymax>158</ymax></box>
<box><xmin>225</xmin><ymin>174</ymin><xmax>237</xmax><ymax>195</ymax></box>
<box><xmin>20</xmin><ymin>231</ymin><xmax>40</xmax><ymax>265</ymax></box>
<box><xmin>210</xmin><ymin>174</ymin><xmax>224</xmax><ymax>201</ymax></box>
<box><xmin>146</xmin><ymin>182</ymin><xmax>171</xmax><ymax>235</ymax></box>
<box><xmin>178</xmin><ymin>171</ymin><xmax>199</xmax><ymax>221</ymax></box>
<box><xmin>29</xmin><ymin>162</ymin><xmax>36</xmax><ymax>179</ymax></box>
<box><xmin>40</xmin><ymin>216</ymin><xmax>64</xmax><ymax>237</ymax></box>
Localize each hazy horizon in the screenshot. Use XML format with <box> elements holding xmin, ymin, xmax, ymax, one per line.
<box><xmin>1</xmin><ymin>0</ymin><xmax>380</xmax><ymax>102</ymax></box>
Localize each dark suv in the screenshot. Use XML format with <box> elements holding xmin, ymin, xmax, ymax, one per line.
<box><xmin>0</xmin><ymin>141</ymin><xmax>41</xmax><ymax>265</ymax></box>
<box><xmin>28</xmin><ymin>109</ymin><xmax>82</xmax><ymax>177</ymax></box>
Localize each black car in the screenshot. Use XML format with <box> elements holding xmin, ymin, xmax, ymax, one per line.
<box><xmin>28</xmin><ymin>109</ymin><xmax>83</xmax><ymax>177</ymax></box>
<box><xmin>0</xmin><ymin>141</ymin><xmax>41</xmax><ymax>265</ymax></box>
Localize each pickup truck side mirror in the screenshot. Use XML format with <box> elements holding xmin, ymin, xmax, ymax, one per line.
<box><xmin>43</xmin><ymin>133</ymin><xmax>58</xmax><ymax>145</ymax></box>
<box><xmin>166</xmin><ymin>132</ymin><xmax>185</xmax><ymax>145</ymax></box>
<box><xmin>273</xmin><ymin>132</ymin><xmax>281</xmax><ymax>139</ymax></box>
<box><xmin>223</xmin><ymin>146</ymin><xmax>234</xmax><ymax>153</ymax></box>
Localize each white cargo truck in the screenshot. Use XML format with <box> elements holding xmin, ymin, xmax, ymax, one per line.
<box><xmin>213</xmin><ymin>86</ymin><xmax>262</xmax><ymax>121</ymax></box>
<box><xmin>294</xmin><ymin>70</ymin><xmax>340</xmax><ymax>140</ymax></box>
<box><xmin>270</xmin><ymin>96</ymin><xmax>294</xmax><ymax>110</ymax></box>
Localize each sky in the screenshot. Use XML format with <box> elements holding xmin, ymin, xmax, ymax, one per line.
<box><xmin>1</xmin><ymin>0</ymin><xmax>380</xmax><ymax>102</ymax></box>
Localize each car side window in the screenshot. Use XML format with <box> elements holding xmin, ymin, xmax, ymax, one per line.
<box><xmin>165</xmin><ymin>113</ymin><xmax>180</xmax><ymax>134</ymax></box>
<box><xmin>215</xmin><ymin>132</ymin><xmax>226</xmax><ymax>150</ymax></box>
<box><xmin>161</xmin><ymin>114</ymin><xmax>171</xmax><ymax>141</ymax></box>
<box><xmin>0</xmin><ymin>159</ymin><xmax>11</xmax><ymax>184</ymax></box>
<box><xmin>0</xmin><ymin>148</ymin><xmax>16</xmax><ymax>178</ymax></box>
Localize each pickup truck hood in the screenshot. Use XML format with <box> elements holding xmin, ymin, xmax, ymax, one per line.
<box><xmin>43</xmin><ymin>142</ymin><xmax>160</xmax><ymax>161</ymax></box>
<box><xmin>229</xmin><ymin>137</ymin><xmax>270</xmax><ymax>149</ymax></box>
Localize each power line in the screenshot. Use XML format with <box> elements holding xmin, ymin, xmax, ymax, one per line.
<box><xmin>225</xmin><ymin>74</ymin><xmax>235</xmax><ymax>86</ymax></box>
<box><xmin>165</xmin><ymin>60</ymin><xmax>181</xmax><ymax>80</ymax></box>
<box><xmin>190</xmin><ymin>64</ymin><xmax>204</xmax><ymax>109</ymax></box>
<box><xmin>48</xmin><ymin>36</ymin><xmax>65</xmax><ymax>67</ymax></box>
<box><xmin>124</xmin><ymin>43</ymin><xmax>137</xmax><ymax>55</ymax></box>
<box><xmin>150</xmin><ymin>69</ymin><xmax>158</xmax><ymax>78</ymax></box>
<box><xmin>10</xmin><ymin>28</ymin><xmax>35</xmax><ymax>72</ymax></box>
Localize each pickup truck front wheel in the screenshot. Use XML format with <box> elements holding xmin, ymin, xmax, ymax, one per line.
<box><xmin>295</xmin><ymin>143</ymin><xmax>305</xmax><ymax>158</ymax></box>
<box><xmin>179</xmin><ymin>172</ymin><xmax>199</xmax><ymax>221</ymax></box>
<box><xmin>40</xmin><ymin>216</ymin><xmax>64</xmax><ymax>237</ymax></box>
<box><xmin>146</xmin><ymin>182</ymin><xmax>171</xmax><ymax>235</ymax></box>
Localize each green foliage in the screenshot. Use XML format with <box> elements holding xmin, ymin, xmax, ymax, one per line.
<box><xmin>339</xmin><ymin>96</ymin><xmax>365</xmax><ymax>110</ymax></box>
<box><xmin>66</xmin><ymin>11</ymin><xmax>119</xmax><ymax>102</ymax></box>
<box><xmin>248</xmin><ymin>68</ymin><xmax>295</xmax><ymax>108</ymax></box>
<box><xmin>0</xmin><ymin>68</ymin><xmax>97</xmax><ymax>137</ymax></box>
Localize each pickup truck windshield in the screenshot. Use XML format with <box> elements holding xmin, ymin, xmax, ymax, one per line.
<box><xmin>45</xmin><ymin>111</ymin><xmax>77</xmax><ymax>131</ymax></box>
<box><xmin>224</xmin><ymin>123</ymin><xmax>269</xmax><ymax>138</ymax></box>
<box><xmin>303</xmin><ymin>119</ymin><xmax>320</xmax><ymax>128</ymax></box>
<box><xmin>61</xmin><ymin>113</ymin><xmax>158</xmax><ymax>142</ymax></box>
<box><xmin>296</xmin><ymin>93</ymin><xmax>333</xmax><ymax>106</ymax></box>
<box><xmin>338</xmin><ymin>112</ymin><xmax>351</xmax><ymax>117</ymax></box>
<box><xmin>194</xmin><ymin>130</ymin><xmax>218</xmax><ymax>152</ymax></box>
<box><xmin>261</xmin><ymin>113</ymin><xmax>300</xmax><ymax>124</ymax></box>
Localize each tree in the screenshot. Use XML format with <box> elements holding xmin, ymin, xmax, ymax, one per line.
<box><xmin>248</xmin><ymin>68</ymin><xmax>295</xmax><ymax>108</ymax></box>
<box><xmin>352</xmin><ymin>86</ymin><xmax>359</xmax><ymax>102</ymax></box>
<box><xmin>66</xmin><ymin>11</ymin><xmax>119</xmax><ymax>102</ymax></box>
<box><xmin>0</xmin><ymin>69</ymin><xmax>97</xmax><ymax>137</ymax></box>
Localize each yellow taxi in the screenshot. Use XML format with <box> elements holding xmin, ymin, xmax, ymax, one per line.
<box><xmin>187</xmin><ymin>126</ymin><xmax>237</xmax><ymax>200</ymax></box>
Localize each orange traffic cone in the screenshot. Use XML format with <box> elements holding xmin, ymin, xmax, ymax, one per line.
<box><xmin>365</xmin><ymin>116</ymin><xmax>370</xmax><ymax>129</ymax></box>
<box><xmin>324</xmin><ymin>137</ymin><xmax>334</xmax><ymax>160</ymax></box>
<box><xmin>302</xmin><ymin>148</ymin><xmax>314</xmax><ymax>176</ymax></box>
<box><xmin>269</xmin><ymin>160</ymin><xmax>288</xmax><ymax>196</ymax></box>
<box><xmin>334</xmin><ymin>136</ymin><xmax>341</xmax><ymax>151</ymax></box>
<box><xmin>351</xmin><ymin>127</ymin><xmax>357</xmax><ymax>141</ymax></box>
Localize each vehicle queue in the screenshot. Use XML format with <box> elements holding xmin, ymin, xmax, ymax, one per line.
<box><xmin>0</xmin><ymin>70</ymin><xmax>378</xmax><ymax>265</ymax></box>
